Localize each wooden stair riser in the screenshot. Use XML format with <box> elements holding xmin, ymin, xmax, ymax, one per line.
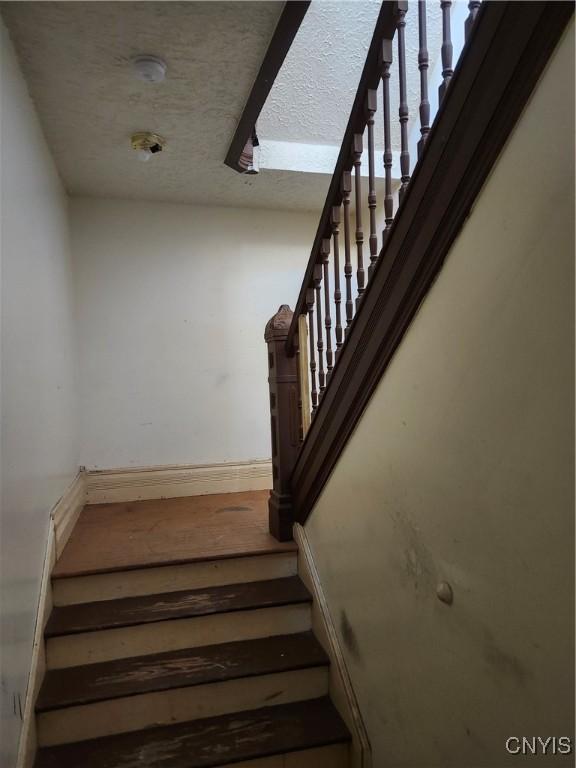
<box><xmin>37</xmin><ymin>667</ymin><xmax>329</xmax><ymax>746</ymax></box>
<box><xmin>46</xmin><ymin>604</ymin><xmax>312</xmax><ymax>669</ymax></box>
<box><xmin>213</xmin><ymin>743</ymin><xmax>350</xmax><ymax>768</ymax></box>
<box><xmin>52</xmin><ymin>553</ymin><xmax>297</xmax><ymax>606</ymax></box>
<box><xmin>35</xmin><ymin>727</ymin><xmax>350</xmax><ymax>768</ymax></box>
<box><xmin>34</xmin><ymin>697</ymin><xmax>351</xmax><ymax>768</ymax></box>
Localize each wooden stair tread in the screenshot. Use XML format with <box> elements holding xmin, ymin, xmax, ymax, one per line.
<box><xmin>45</xmin><ymin>576</ymin><xmax>311</xmax><ymax>637</ymax></box>
<box><xmin>34</xmin><ymin>697</ymin><xmax>350</xmax><ymax>768</ymax></box>
<box><xmin>52</xmin><ymin>544</ymin><xmax>298</xmax><ymax>581</ymax></box>
<box><xmin>36</xmin><ymin>632</ymin><xmax>328</xmax><ymax>711</ymax></box>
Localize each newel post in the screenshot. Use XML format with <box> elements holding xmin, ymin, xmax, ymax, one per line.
<box><xmin>264</xmin><ymin>305</ymin><xmax>300</xmax><ymax>541</ymax></box>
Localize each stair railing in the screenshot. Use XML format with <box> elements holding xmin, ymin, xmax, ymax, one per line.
<box><xmin>264</xmin><ymin>0</ymin><xmax>573</xmax><ymax>540</ymax></box>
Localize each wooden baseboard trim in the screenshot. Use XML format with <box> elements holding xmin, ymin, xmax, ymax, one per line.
<box><xmin>86</xmin><ymin>460</ymin><xmax>273</xmax><ymax>504</ymax></box>
<box><xmin>16</xmin><ymin>521</ymin><xmax>56</xmax><ymax>768</ymax></box>
<box><xmin>17</xmin><ymin>470</ymin><xmax>86</xmax><ymax>766</ymax></box>
<box><xmin>51</xmin><ymin>471</ymin><xmax>87</xmax><ymax>558</ymax></box>
<box><xmin>294</xmin><ymin>524</ymin><xmax>372</xmax><ymax>768</ymax></box>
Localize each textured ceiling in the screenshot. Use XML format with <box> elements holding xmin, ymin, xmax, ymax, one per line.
<box><xmin>259</xmin><ymin>0</ymin><xmax>443</xmax><ymax>152</ymax></box>
<box><xmin>1</xmin><ymin>1</ymin><xmax>327</xmax><ymax>210</ymax></box>
<box><xmin>260</xmin><ymin>1</ymin><xmax>380</xmax><ymax>146</ymax></box>
<box><xmin>2</xmin><ymin>1</ymin><xmax>443</xmax><ymax>211</ymax></box>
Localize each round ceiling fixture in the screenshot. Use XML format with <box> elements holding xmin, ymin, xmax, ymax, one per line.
<box><xmin>131</xmin><ymin>132</ymin><xmax>166</xmax><ymax>162</ymax></box>
<box><xmin>132</xmin><ymin>55</ymin><xmax>167</xmax><ymax>83</ymax></box>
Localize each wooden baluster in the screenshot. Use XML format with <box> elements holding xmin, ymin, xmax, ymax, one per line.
<box><xmin>297</xmin><ymin>314</ymin><xmax>312</xmax><ymax>437</ymax></box>
<box><xmin>417</xmin><ymin>0</ymin><xmax>430</xmax><ymax>159</ymax></box>
<box><xmin>439</xmin><ymin>0</ymin><xmax>453</xmax><ymax>104</ymax></box>
<box><xmin>321</xmin><ymin>239</ymin><xmax>333</xmax><ymax>379</ymax></box>
<box><xmin>397</xmin><ymin>1</ymin><xmax>410</xmax><ymax>204</ymax></box>
<box><xmin>366</xmin><ymin>90</ymin><xmax>378</xmax><ymax>280</ymax></box>
<box><xmin>306</xmin><ymin>287</ymin><xmax>318</xmax><ymax>413</ymax></box>
<box><xmin>352</xmin><ymin>133</ymin><xmax>365</xmax><ymax>309</ymax></box>
<box><xmin>331</xmin><ymin>206</ymin><xmax>343</xmax><ymax>356</ymax></box>
<box><xmin>341</xmin><ymin>171</ymin><xmax>354</xmax><ymax>335</ymax></box>
<box><xmin>465</xmin><ymin>0</ymin><xmax>481</xmax><ymax>41</ymax></box>
<box><xmin>295</xmin><ymin>329</ymin><xmax>303</xmax><ymax>442</ymax></box>
<box><xmin>313</xmin><ymin>264</ymin><xmax>325</xmax><ymax>396</ymax></box>
<box><xmin>381</xmin><ymin>40</ymin><xmax>394</xmax><ymax>243</ymax></box>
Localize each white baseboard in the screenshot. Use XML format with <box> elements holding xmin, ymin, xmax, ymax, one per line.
<box><xmin>17</xmin><ymin>470</ymin><xmax>86</xmax><ymax>767</ymax></box>
<box><xmin>294</xmin><ymin>523</ymin><xmax>372</xmax><ymax>768</ymax></box>
<box><xmin>51</xmin><ymin>471</ymin><xmax>87</xmax><ymax>558</ymax></box>
<box><xmin>16</xmin><ymin>521</ymin><xmax>56</xmax><ymax>768</ymax></box>
<box><xmin>86</xmin><ymin>459</ymin><xmax>273</xmax><ymax>504</ymax></box>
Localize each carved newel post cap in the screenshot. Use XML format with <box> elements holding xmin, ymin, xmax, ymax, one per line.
<box><xmin>264</xmin><ymin>305</ymin><xmax>293</xmax><ymax>342</ymax></box>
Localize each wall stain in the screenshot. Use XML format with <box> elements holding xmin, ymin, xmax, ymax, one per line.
<box><xmin>453</xmin><ymin>611</ymin><xmax>532</xmax><ymax>690</ymax></box>
<box><xmin>214</xmin><ymin>372</ymin><xmax>230</xmax><ymax>388</ymax></box>
<box><xmin>340</xmin><ymin>610</ymin><xmax>361</xmax><ymax>662</ymax></box>
<box><xmin>392</xmin><ymin>512</ymin><xmax>438</xmax><ymax>595</ymax></box>
<box><xmin>482</xmin><ymin>631</ymin><xmax>529</xmax><ymax>687</ymax></box>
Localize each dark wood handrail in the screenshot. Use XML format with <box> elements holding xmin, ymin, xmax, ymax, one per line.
<box><xmin>285</xmin><ymin>1</ymin><xmax>400</xmax><ymax>354</ymax></box>
<box><xmin>264</xmin><ymin>0</ymin><xmax>573</xmax><ymax>539</ymax></box>
<box><xmin>224</xmin><ymin>1</ymin><xmax>310</xmax><ymax>173</ymax></box>
<box><xmin>289</xmin><ymin>0</ymin><xmax>573</xmax><ymax>523</ymax></box>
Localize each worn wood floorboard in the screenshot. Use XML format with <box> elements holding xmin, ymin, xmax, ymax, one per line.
<box><xmin>53</xmin><ymin>491</ymin><xmax>295</xmax><ymax>578</ymax></box>
<box><xmin>45</xmin><ymin>577</ymin><xmax>311</xmax><ymax>637</ymax></box>
<box><xmin>34</xmin><ymin>698</ymin><xmax>350</xmax><ymax>768</ymax></box>
<box><xmin>37</xmin><ymin>632</ymin><xmax>327</xmax><ymax>711</ymax></box>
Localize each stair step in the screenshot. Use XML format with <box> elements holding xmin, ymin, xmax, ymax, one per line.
<box><xmin>36</xmin><ymin>633</ymin><xmax>329</xmax><ymax>746</ymax></box>
<box><xmin>51</xmin><ymin>551</ymin><xmax>298</xmax><ymax>606</ymax></box>
<box><xmin>34</xmin><ymin>697</ymin><xmax>350</xmax><ymax>768</ymax></box>
<box><xmin>46</xmin><ymin>576</ymin><xmax>311</xmax><ymax>636</ymax></box>
<box><xmin>37</xmin><ymin>632</ymin><xmax>328</xmax><ymax>711</ymax></box>
<box><xmin>45</xmin><ymin>577</ymin><xmax>312</xmax><ymax>669</ymax></box>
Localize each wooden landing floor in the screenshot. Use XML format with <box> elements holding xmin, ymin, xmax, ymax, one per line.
<box><xmin>54</xmin><ymin>490</ymin><xmax>296</xmax><ymax>578</ymax></box>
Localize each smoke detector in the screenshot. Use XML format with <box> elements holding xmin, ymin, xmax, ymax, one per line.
<box><xmin>131</xmin><ymin>132</ymin><xmax>166</xmax><ymax>162</ymax></box>
<box><xmin>132</xmin><ymin>55</ymin><xmax>167</xmax><ymax>83</ymax></box>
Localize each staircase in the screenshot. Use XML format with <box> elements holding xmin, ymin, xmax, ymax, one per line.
<box><xmin>33</xmin><ymin>493</ymin><xmax>351</xmax><ymax>767</ymax></box>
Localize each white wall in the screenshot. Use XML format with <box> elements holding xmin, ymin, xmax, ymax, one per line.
<box><xmin>70</xmin><ymin>198</ymin><xmax>316</xmax><ymax>470</ymax></box>
<box><xmin>0</xmin><ymin>20</ymin><xmax>79</xmax><ymax>767</ymax></box>
<box><xmin>305</xmin><ymin>23</ymin><xmax>574</xmax><ymax>768</ymax></box>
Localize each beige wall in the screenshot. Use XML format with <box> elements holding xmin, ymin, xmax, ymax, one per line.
<box><xmin>1</xmin><ymin>19</ymin><xmax>79</xmax><ymax>767</ymax></box>
<box><xmin>305</xmin><ymin>23</ymin><xmax>574</xmax><ymax>768</ymax></box>
<box><xmin>70</xmin><ymin>198</ymin><xmax>317</xmax><ymax>470</ymax></box>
